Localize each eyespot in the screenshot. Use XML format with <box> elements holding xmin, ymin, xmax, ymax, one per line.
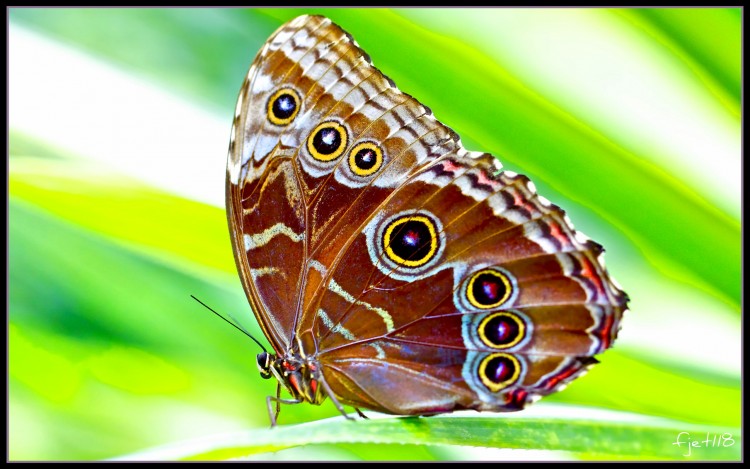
<box><xmin>348</xmin><ymin>142</ymin><xmax>383</xmax><ymax>176</ymax></box>
<box><xmin>382</xmin><ymin>214</ymin><xmax>439</xmax><ymax>268</ymax></box>
<box><xmin>267</xmin><ymin>88</ymin><xmax>301</xmax><ymax>126</ymax></box>
<box><xmin>307</xmin><ymin>121</ymin><xmax>348</xmax><ymax>161</ymax></box>
<box><xmin>477</xmin><ymin>311</ymin><xmax>526</xmax><ymax>349</ymax></box>
<box><xmin>365</xmin><ymin>209</ymin><xmax>446</xmax><ymax>281</ymax></box>
<box><xmin>478</xmin><ymin>353</ymin><xmax>521</xmax><ymax>392</ymax></box>
<box><xmin>466</xmin><ymin>268</ymin><xmax>514</xmax><ymax>309</ymax></box>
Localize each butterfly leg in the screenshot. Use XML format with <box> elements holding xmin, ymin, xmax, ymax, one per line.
<box><xmin>317</xmin><ymin>371</ymin><xmax>355</xmax><ymax>421</ymax></box>
<box><xmin>354</xmin><ymin>408</ymin><xmax>369</xmax><ymax>420</ymax></box>
<box><xmin>274</xmin><ymin>382</ymin><xmax>281</xmax><ymax>420</ymax></box>
<box><xmin>266</xmin><ymin>383</ymin><xmax>303</xmax><ymax>427</ymax></box>
<box><xmin>266</xmin><ymin>395</ymin><xmax>303</xmax><ymax>427</ymax></box>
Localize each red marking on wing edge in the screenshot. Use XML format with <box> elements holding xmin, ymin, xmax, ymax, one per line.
<box><xmin>542</xmin><ymin>363</ymin><xmax>581</xmax><ymax>392</ymax></box>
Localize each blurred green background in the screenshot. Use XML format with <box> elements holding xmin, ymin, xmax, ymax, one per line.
<box><xmin>8</xmin><ymin>7</ymin><xmax>741</xmax><ymax>461</ymax></box>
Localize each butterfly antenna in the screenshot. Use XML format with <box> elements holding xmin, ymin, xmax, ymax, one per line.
<box><xmin>190</xmin><ymin>295</ymin><xmax>268</xmax><ymax>354</ymax></box>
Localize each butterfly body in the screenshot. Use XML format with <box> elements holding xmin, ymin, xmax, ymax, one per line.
<box><xmin>226</xmin><ymin>15</ymin><xmax>628</xmax><ymax>422</ymax></box>
<box><xmin>257</xmin><ymin>351</ymin><xmax>326</xmax><ymax>406</ymax></box>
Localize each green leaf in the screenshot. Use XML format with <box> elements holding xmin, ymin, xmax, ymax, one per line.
<box><xmin>615</xmin><ymin>8</ymin><xmax>741</xmax><ymax>116</ymax></box>
<box><xmin>9</xmin><ymin>156</ymin><xmax>234</xmax><ymax>277</ymax></box>
<box><xmin>116</xmin><ymin>414</ymin><xmax>741</xmax><ymax>461</ymax></box>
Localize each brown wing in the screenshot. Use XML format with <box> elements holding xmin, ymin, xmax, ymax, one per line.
<box><xmin>311</xmin><ymin>164</ymin><xmax>627</xmax><ymax>414</ymax></box>
<box><xmin>228</xmin><ymin>14</ymin><xmax>628</xmax><ymax>414</ymax></box>
<box><xmin>228</xmin><ymin>14</ymin><xmax>460</xmax><ymax>353</ymax></box>
<box><xmin>227</xmin><ymin>15</ymin><xmax>336</xmax><ymax>352</ymax></box>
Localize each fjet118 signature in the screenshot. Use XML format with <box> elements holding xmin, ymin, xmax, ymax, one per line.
<box><xmin>672</xmin><ymin>432</ymin><xmax>735</xmax><ymax>457</ymax></box>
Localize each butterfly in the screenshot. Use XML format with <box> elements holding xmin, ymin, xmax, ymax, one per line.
<box><xmin>225</xmin><ymin>14</ymin><xmax>628</xmax><ymax>425</ymax></box>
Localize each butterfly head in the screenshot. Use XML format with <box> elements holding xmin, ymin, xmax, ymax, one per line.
<box><xmin>258</xmin><ymin>352</ymin><xmax>327</xmax><ymax>406</ymax></box>
<box><xmin>256</xmin><ymin>352</ymin><xmax>274</xmax><ymax>380</ymax></box>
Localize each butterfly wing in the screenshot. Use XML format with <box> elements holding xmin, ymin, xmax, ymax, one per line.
<box><xmin>255</xmin><ymin>18</ymin><xmax>627</xmax><ymax>413</ymax></box>
<box><xmin>311</xmin><ymin>162</ymin><xmax>627</xmax><ymax>413</ymax></box>
<box><xmin>228</xmin><ymin>14</ymin><xmax>628</xmax><ymax>414</ymax></box>
<box><xmin>227</xmin><ymin>15</ymin><xmax>334</xmax><ymax>352</ymax></box>
<box><xmin>228</xmin><ymin>14</ymin><xmax>459</xmax><ymax>354</ymax></box>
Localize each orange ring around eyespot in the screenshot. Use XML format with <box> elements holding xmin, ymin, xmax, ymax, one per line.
<box><xmin>266</xmin><ymin>88</ymin><xmax>301</xmax><ymax>126</ymax></box>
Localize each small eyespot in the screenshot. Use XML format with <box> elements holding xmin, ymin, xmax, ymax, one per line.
<box><xmin>307</xmin><ymin>121</ymin><xmax>348</xmax><ymax>161</ymax></box>
<box><xmin>478</xmin><ymin>312</ymin><xmax>526</xmax><ymax>349</ymax></box>
<box><xmin>466</xmin><ymin>268</ymin><xmax>513</xmax><ymax>309</ymax></box>
<box><xmin>348</xmin><ymin>142</ymin><xmax>383</xmax><ymax>176</ymax></box>
<box><xmin>478</xmin><ymin>353</ymin><xmax>521</xmax><ymax>392</ymax></box>
<box><xmin>383</xmin><ymin>214</ymin><xmax>439</xmax><ymax>268</ymax></box>
<box><xmin>267</xmin><ymin>88</ymin><xmax>301</xmax><ymax>125</ymax></box>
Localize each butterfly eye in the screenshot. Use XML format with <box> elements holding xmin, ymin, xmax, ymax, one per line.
<box><xmin>267</xmin><ymin>88</ymin><xmax>301</xmax><ymax>126</ymax></box>
<box><xmin>383</xmin><ymin>214</ymin><xmax>439</xmax><ymax>268</ymax></box>
<box><xmin>477</xmin><ymin>312</ymin><xmax>526</xmax><ymax>349</ymax></box>
<box><xmin>466</xmin><ymin>268</ymin><xmax>514</xmax><ymax>309</ymax></box>
<box><xmin>478</xmin><ymin>353</ymin><xmax>521</xmax><ymax>392</ymax></box>
<box><xmin>256</xmin><ymin>352</ymin><xmax>273</xmax><ymax>379</ymax></box>
<box><xmin>348</xmin><ymin>142</ymin><xmax>383</xmax><ymax>176</ymax></box>
<box><xmin>307</xmin><ymin>121</ymin><xmax>348</xmax><ymax>161</ymax></box>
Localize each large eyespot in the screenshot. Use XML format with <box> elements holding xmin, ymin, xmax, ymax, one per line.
<box><xmin>365</xmin><ymin>210</ymin><xmax>446</xmax><ymax>280</ymax></box>
<box><xmin>383</xmin><ymin>214</ymin><xmax>439</xmax><ymax>268</ymax></box>
<box><xmin>348</xmin><ymin>142</ymin><xmax>383</xmax><ymax>177</ymax></box>
<box><xmin>478</xmin><ymin>353</ymin><xmax>521</xmax><ymax>392</ymax></box>
<box><xmin>478</xmin><ymin>311</ymin><xmax>526</xmax><ymax>349</ymax></box>
<box><xmin>466</xmin><ymin>268</ymin><xmax>514</xmax><ymax>309</ymax></box>
<box><xmin>307</xmin><ymin>121</ymin><xmax>348</xmax><ymax>161</ymax></box>
<box><xmin>267</xmin><ymin>88</ymin><xmax>301</xmax><ymax>126</ymax></box>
